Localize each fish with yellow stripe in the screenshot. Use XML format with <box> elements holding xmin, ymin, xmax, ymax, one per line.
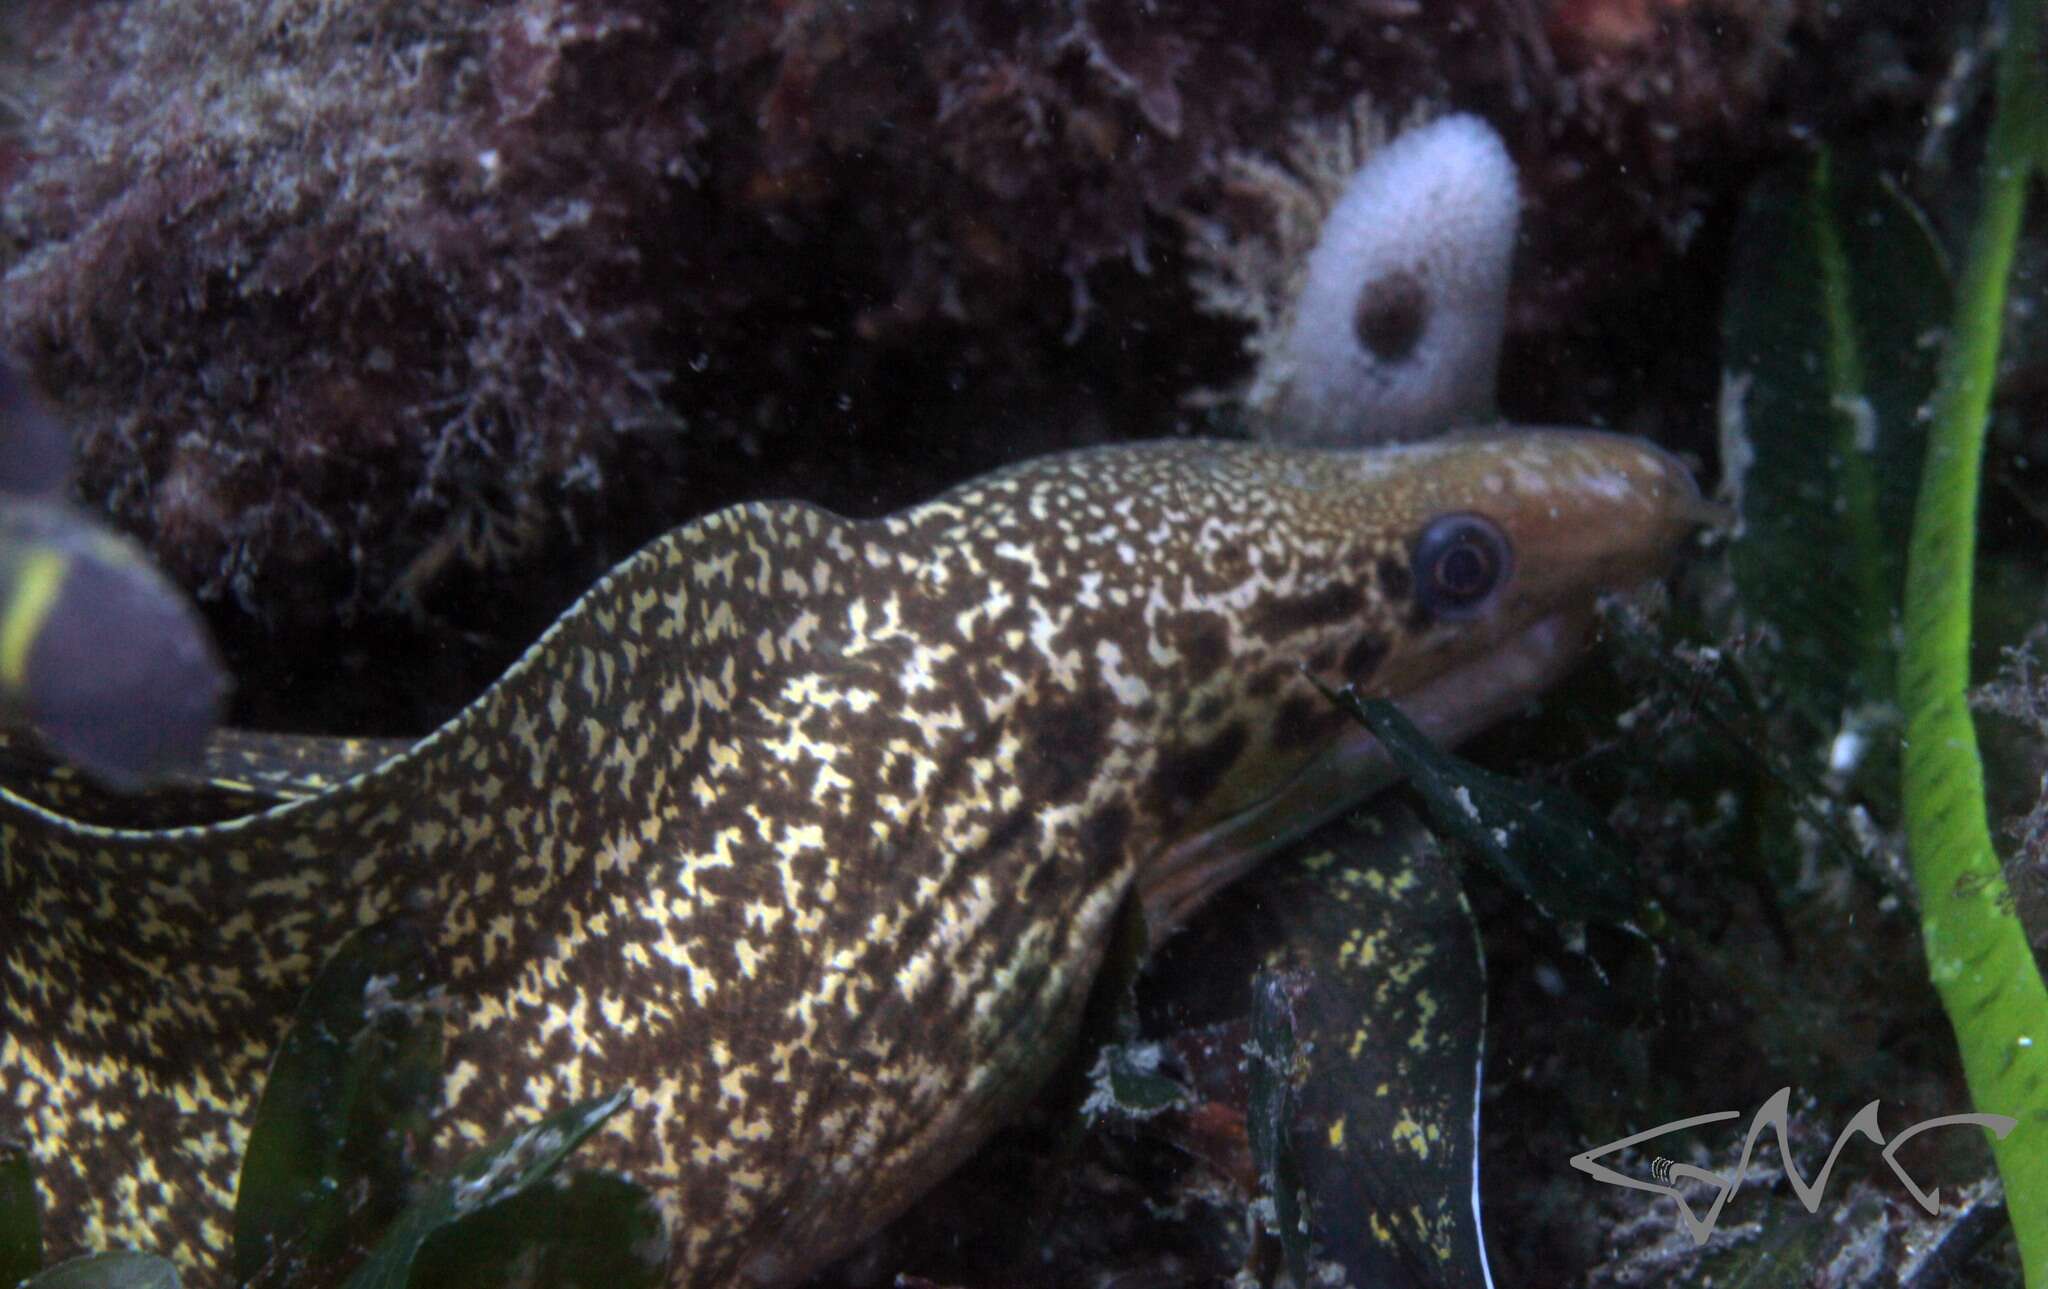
<box><xmin>0</xmin><ymin>365</ymin><xmax>225</xmax><ymax>790</ymax></box>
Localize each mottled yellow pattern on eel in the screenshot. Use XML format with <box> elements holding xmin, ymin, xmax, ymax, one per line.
<box><xmin>0</xmin><ymin>433</ymin><xmax>1698</xmax><ymax>1287</ymax></box>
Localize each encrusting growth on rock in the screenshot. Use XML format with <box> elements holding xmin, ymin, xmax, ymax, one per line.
<box><xmin>1186</xmin><ymin>102</ymin><xmax>1520</xmax><ymax>447</ymax></box>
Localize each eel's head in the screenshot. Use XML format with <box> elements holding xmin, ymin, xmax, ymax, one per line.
<box><xmin>1339</xmin><ymin>426</ymin><xmax>1709</xmax><ymax>693</ymax></box>
<box><xmin>1139</xmin><ymin>427</ymin><xmax>1714</xmax><ymax>935</ymax></box>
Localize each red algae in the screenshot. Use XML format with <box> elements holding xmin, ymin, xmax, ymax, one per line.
<box><xmin>0</xmin><ymin>0</ymin><xmax>1893</xmax><ymax>728</ymax></box>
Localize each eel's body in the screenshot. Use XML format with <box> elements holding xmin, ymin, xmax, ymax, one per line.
<box><xmin>1</xmin><ymin>433</ymin><xmax>1700</xmax><ymax>1286</ymax></box>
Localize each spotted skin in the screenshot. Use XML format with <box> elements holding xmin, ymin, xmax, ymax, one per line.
<box><xmin>0</xmin><ymin>727</ymin><xmax>400</xmax><ymax>827</ymax></box>
<box><xmin>0</xmin><ymin>433</ymin><xmax>1699</xmax><ymax>1286</ymax></box>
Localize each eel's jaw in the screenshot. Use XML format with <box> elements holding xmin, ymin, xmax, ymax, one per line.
<box><xmin>1138</xmin><ymin>606</ymin><xmax>1594</xmax><ymax>943</ymax></box>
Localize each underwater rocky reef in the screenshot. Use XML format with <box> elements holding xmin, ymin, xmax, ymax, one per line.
<box><xmin>0</xmin><ymin>0</ymin><xmax>1918</xmax><ymax>729</ymax></box>
<box><xmin>1</xmin><ymin>2</ymin><xmax>2038</xmax><ymax>1286</ymax></box>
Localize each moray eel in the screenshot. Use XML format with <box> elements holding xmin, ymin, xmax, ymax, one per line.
<box><xmin>0</xmin><ymin>431</ymin><xmax>1703</xmax><ymax>1286</ymax></box>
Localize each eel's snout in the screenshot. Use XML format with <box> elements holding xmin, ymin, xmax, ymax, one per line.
<box><xmin>1440</xmin><ymin>428</ymin><xmax>1713</xmax><ymax>612</ymax></box>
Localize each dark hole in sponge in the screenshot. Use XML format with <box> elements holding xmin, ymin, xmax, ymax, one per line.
<box><xmin>1352</xmin><ymin>268</ymin><xmax>1428</xmax><ymax>362</ymax></box>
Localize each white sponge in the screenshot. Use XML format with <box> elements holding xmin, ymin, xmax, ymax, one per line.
<box><xmin>1274</xmin><ymin>113</ymin><xmax>1519</xmax><ymax>445</ymax></box>
<box><xmin>1186</xmin><ymin>108</ymin><xmax>1521</xmax><ymax>447</ymax></box>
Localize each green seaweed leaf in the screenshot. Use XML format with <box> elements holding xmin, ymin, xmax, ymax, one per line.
<box><xmin>0</xmin><ymin>1139</ymin><xmax>40</xmax><ymax>1287</ymax></box>
<box><xmin>340</xmin><ymin>1089</ymin><xmax>636</xmax><ymax>1289</ymax></box>
<box><xmin>1322</xmin><ymin>687</ymin><xmax>1639</xmax><ymax>925</ymax></box>
<box><xmin>233</xmin><ymin>922</ymin><xmax>442</xmax><ymax>1287</ymax></box>
<box><xmin>1898</xmin><ymin>0</ymin><xmax>2048</xmax><ymax>1278</ymax></box>
<box><xmin>1723</xmin><ymin>149</ymin><xmax>1949</xmax><ymax>718</ymax></box>
<box><xmin>402</xmin><ymin>1172</ymin><xmax>669</xmax><ymax>1289</ymax></box>
<box><xmin>1075</xmin><ymin>894</ymin><xmax>1177</xmax><ymax>1121</ymax></box>
<box><xmin>1246</xmin><ymin>971</ymin><xmax>1311</xmax><ymax>1288</ymax></box>
<box><xmin>1275</xmin><ymin>807</ymin><xmax>1489</xmax><ymax>1288</ymax></box>
<box><xmin>1084</xmin><ymin>1042</ymin><xmax>1188</xmax><ymax>1118</ymax></box>
<box><xmin>19</xmin><ymin>1251</ymin><xmax>178</xmax><ymax>1289</ymax></box>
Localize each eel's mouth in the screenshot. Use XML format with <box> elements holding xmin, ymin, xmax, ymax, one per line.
<box><xmin>1138</xmin><ymin>605</ymin><xmax>1595</xmax><ymax>942</ymax></box>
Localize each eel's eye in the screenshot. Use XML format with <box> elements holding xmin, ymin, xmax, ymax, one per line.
<box><xmin>1411</xmin><ymin>513</ymin><xmax>1511</xmax><ymax>619</ymax></box>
